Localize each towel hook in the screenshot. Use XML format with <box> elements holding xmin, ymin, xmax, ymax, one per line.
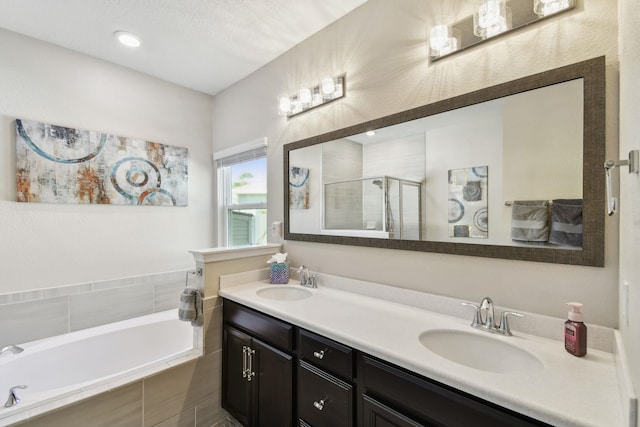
<box><xmin>604</xmin><ymin>150</ymin><xmax>639</xmax><ymax>216</ymax></box>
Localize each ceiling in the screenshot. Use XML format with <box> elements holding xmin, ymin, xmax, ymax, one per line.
<box><xmin>0</xmin><ymin>0</ymin><xmax>368</xmax><ymax>95</ymax></box>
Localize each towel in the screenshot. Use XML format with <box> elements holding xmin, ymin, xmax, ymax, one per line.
<box><xmin>178</xmin><ymin>287</ymin><xmax>203</xmax><ymax>326</ymax></box>
<box><xmin>510</xmin><ymin>200</ymin><xmax>550</xmax><ymax>244</ymax></box>
<box><xmin>548</xmin><ymin>199</ymin><xmax>583</xmax><ymax>248</ymax></box>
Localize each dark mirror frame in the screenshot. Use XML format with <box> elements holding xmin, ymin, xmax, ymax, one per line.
<box><xmin>283</xmin><ymin>56</ymin><xmax>605</xmax><ymax>267</ymax></box>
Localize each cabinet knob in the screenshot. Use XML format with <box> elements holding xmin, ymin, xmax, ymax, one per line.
<box><xmin>313</xmin><ymin>399</ymin><xmax>326</xmax><ymax>411</ymax></box>
<box><xmin>313</xmin><ymin>350</ymin><xmax>325</xmax><ymax>360</ymax></box>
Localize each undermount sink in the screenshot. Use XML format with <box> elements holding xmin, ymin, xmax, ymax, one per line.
<box><xmin>256</xmin><ymin>286</ymin><xmax>313</xmax><ymax>301</ymax></box>
<box><xmin>419</xmin><ymin>329</ymin><xmax>543</xmax><ymax>374</ymax></box>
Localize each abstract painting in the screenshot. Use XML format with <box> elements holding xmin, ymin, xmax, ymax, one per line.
<box><xmin>16</xmin><ymin>119</ymin><xmax>188</xmax><ymax>206</ymax></box>
<box><xmin>289</xmin><ymin>166</ymin><xmax>309</xmax><ymax>209</ymax></box>
<box><xmin>448</xmin><ymin>166</ymin><xmax>488</xmax><ymax>238</ymax></box>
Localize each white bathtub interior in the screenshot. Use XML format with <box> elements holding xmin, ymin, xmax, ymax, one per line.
<box><xmin>0</xmin><ymin>309</ymin><xmax>201</xmax><ymax>426</ymax></box>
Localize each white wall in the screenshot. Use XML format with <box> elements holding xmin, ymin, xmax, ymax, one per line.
<box><xmin>212</xmin><ymin>0</ymin><xmax>619</xmax><ymax>326</ymax></box>
<box><xmin>0</xmin><ymin>29</ymin><xmax>215</xmax><ymax>292</ymax></box>
<box><xmin>618</xmin><ymin>0</ymin><xmax>640</xmax><ymax>422</ymax></box>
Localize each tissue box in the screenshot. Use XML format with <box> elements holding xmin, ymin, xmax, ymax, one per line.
<box><xmin>269</xmin><ymin>262</ymin><xmax>289</xmax><ymax>284</ymax></box>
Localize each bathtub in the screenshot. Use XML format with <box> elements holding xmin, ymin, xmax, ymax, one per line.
<box><xmin>0</xmin><ymin>309</ymin><xmax>200</xmax><ymax>426</ymax></box>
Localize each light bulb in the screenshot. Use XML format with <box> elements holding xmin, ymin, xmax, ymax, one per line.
<box><xmin>534</xmin><ymin>0</ymin><xmax>572</xmax><ymax>16</ymax></box>
<box><xmin>298</xmin><ymin>88</ymin><xmax>312</xmax><ymax>107</ymax></box>
<box><xmin>321</xmin><ymin>78</ymin><xmax>336</xmax><ymax>97</ymax></box>
<box><xmin>278</xmin><ymin>96</ymin><xmax>292</xmax><ymax>116</ymax></box>
<box><xmin>478</xmin><ymin>0</ymin><xmax>502</xmax><ymax>28</ymax></box>
<box><xmin>429</xmin><ymin>25</ymin><xmax>449</xmax><ymax>51</ymax></box>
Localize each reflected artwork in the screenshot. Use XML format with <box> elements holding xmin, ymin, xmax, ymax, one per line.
<box><xmin>15</xmin><ymin>119</ymin><xmax>188</xmax><ymax>206</ymax></box>
<box><xmin>289</xmin><ymin>166</ymin><xmax>309</xmax><ymax>209</ymax></box>
<box><xmin>448</xmin><ymin>166</ymin><xmax>488</xmax><ymax>238</ymax></box>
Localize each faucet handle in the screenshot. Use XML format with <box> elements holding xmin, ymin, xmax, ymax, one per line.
<box><xmin>461</xmin><ymin>302</ymin><xmax>482</xmax><ymax>328</ymax></box>
<box><xmin>497</xmin><ymin>311</ymin><xmax>524</xmax><ymax>336</ymax></box>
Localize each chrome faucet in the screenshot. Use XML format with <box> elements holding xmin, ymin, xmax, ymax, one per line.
<box><xmin>0</xmin><ymin>345</ymin><xmax>24</xmax><ymax>357</ymax></box>
<box><xmin>461</xmin><ymin>297</ymin><xmax>523</xmax><ymax>336</ymax></box>
<box><xmin>297</xmin><ymin>266</ymin><xmax>317</xmax><ymax>288</ymax></box>
<box><xmin>4</xmin><ymin>385</ymin><xmax>28</xmax><ymax>407</ymax></box>
<box><xmin>480</xmin><ymin>297</ymin><xmax>495</xmax><ymax>329</ymax></box>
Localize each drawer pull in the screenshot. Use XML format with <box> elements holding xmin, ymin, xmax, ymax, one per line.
<box><xmin>313</xmin><ymin>398</ymin><xmax>326</xmax><ymax>411</ymax></box>
<box><xmin>313</xmin><ymin>350</ymin><xmax>326</xmax><ymax>360</ymax></box>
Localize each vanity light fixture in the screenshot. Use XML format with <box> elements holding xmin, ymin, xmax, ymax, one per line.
<box><xmin>278</xmin><ymin>74</ymin><xmax>345</xmax><ymax>118</ymax></box>
<box><xmin>429</xmin><ymin>0</ymin><xmax>575</xmax><ymax>61</ymax></box>
<box><xmin>533</xmin><ymin>0</ymin><xmax>574</xmax><ymax>17</ymax></box>
<box><xmin>114</xmin><ymin>30</ymin><xmax>142</xmax><ymax>48</ymax></box>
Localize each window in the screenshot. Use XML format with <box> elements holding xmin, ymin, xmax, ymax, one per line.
<box><xmin>215</xmin><ymin>139</ymin><xmax>268</xmax><ymax>247</ymax></box>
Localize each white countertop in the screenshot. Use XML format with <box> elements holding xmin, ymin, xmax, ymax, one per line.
<box><xmin>219</xmin><ymin>277</ymin><xmax>630</xmax><ymax>427</ymax></box>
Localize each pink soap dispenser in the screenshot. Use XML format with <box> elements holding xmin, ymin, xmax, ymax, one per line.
<box><xmin>565</xmin><ymin>302</ymin><xmax>587</xmax><ymax>357</ymax></box>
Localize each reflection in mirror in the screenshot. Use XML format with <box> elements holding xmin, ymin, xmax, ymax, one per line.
<box><xmin>284</xmin><ymin>57</ymin><xmax>605</xmax><ymax>266</ymax></box>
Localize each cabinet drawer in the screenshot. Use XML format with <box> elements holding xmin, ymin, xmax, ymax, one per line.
<box><xmin>362</xmin><ymin>395</ymin><xmax>425</xmax><ymax>427</ymax></box>
<box><xmin>299</xmin><ymin>328</ymin><xmax>353</xmax><ymax>379</ymax></box>
<box><xmin>298</xmin><ymin>360</ymin><xmax>353</xmax><ymax>427</ymax></box>
<box><xmin>360</xmin><ymin>355</ymin><xmax>549</xmax><ymax>427</ymax></box>
<box><xmin>223</xmin><ymin>300</ymin><xmax>294</xmax><ymax>352</ymax></box>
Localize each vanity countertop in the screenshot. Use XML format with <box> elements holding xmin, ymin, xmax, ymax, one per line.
<box><xmin>218</xmin><ymin>277</ymin><xmax>632</xmax><ymax>427</ymax></box>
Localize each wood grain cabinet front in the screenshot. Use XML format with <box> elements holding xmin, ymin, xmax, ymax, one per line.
<box><xmin>298</xmin><ymin>360</ymin><xmax>354</xmax><ymax>427</ymax></box>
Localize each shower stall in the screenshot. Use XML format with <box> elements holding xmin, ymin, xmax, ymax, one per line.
<box><xmin>322</xmin><ymin>176</ymin><xmax>422</xmax><ymax>239</ymax></box>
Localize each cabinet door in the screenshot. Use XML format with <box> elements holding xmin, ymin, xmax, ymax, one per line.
<box><xmin>254</xmin><ymin>338</ymin><xmax>294</xmax><ymax>427</ymax></box>
<box><xmin>362</xmin><ymin>395</ymin><xmax>426</xmax><ymax>427</ymax></box>
<box><xmin>222</xmin><ymin>325</ymin><xmax>252</xmax><ymax>426</ymax></box>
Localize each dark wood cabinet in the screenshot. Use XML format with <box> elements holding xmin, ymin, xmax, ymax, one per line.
<box><xmin>222</xmin><ymin>301</ymin><xmax>293</xmax><ymax>427</ymax></box>
<box><xmin>358</xmin><ymin>354</ymin><xmax>550</xmax><ymax>427</ymax></box>
<box><xmin>298</xmin><ymin>360</ymin><xmax>353</xmax><ymax>427</ymax></box>
<box><xmin>221</xmin><ymin>298</ymin><xmax>549</xmax><ymax>427</ymax></box>
<box><xmin>361</xmin><ymin>395</ymin><xmax>426</xmax><ymax>427</ymax></box>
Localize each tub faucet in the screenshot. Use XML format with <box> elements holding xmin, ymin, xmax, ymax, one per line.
<box><xmin>0</xmin><ymin>345</ymin><xmax>24</xmax><ymax>357</ymax></box>
<box><xmin>297</xmin><ymin>266</ymin><xmax>317</xmax><ymax>288</ymax></box>
<box><xmin>4</xmin><ymin>385</ymin><xmax>28</xmax><ymax>408</ymax></box>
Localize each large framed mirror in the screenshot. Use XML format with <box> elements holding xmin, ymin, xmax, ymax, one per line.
<box><xmin>283</xmin><ymin>57</ymin><xmax>605</xmax><ymax>267</ymax></box>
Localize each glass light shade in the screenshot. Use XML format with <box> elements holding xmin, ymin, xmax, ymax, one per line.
<box><xmin>534</xmin><ymin>0</ymin><xmax>573</xmax><ymax>17</ymax></box>
<box><xmin>298</xmin><ymin>88</ymin><xmax>312</xmax><ymax>107</ymax></box>
<box><xmin>312</xmin><ymin>90</ymin><xmax>323</xmax><ymax>106</ymax></box>
<box><xmin>473</xmin><ymin>0</ymin><xmax>508</xmax><ymax>38</ymax></box>
<box><xmin>278</xmin><ymin>96</ymin><xmax>292</xmax><ymax>116</ymax></box>
<box><xmin>429</xmin><ymin>26</ymin><xmax>460</xmax><ymax>57</ymax></box>
<box><xmin>473</xmin><ymin>0</ymin><xmax>511</xmax><ymax>39</ymax></box>
<box><xmin>321</xmin><ymin>77</ymin><xmax>336</xmax><ymax>97</ymax></box>
<box><xmin>429</xmin><ymin>25</ymin><xmax>449</xmax><ymax>51</ymax></box>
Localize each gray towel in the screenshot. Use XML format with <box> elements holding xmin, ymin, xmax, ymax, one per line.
<box><xmin>178</xmin><ymin>287</ymin><xmax>203</xmax><ymax>326</ymax></box>
<box><xmin>510</xmin><ymin>200</ymin><xmax>550</xmax><ymax>244</ymax></box>
<box><xmin>548</xmin><ymin>199</ymin><xmax>583</xmax><ymax>248</ymax></box>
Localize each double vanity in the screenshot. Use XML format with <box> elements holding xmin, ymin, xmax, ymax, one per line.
<box><xmin>218</xmin><ymin>271</ymin><xmax>630</xmax><ymax>427</ymax></box>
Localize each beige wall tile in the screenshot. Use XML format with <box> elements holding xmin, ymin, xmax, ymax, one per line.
<box><xmin>16</xmin><ymin>383</ymin><xmax>142</xmax><ymax>427</ymax></box>
<box><xmin>204</xmin><ymin>303</ymin><xmax>223</xmax><ymax>355</ymax></box>
<box><xmin>144</xmin><ymin>350</ymin><xmax>222</xmax><ymax>427</ymax></box>
<box><xmin>153</xmin><ymin>408</ymin><xmax>196</xmax><ymax>427</ymax></box>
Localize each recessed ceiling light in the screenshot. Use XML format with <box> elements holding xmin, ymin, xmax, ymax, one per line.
<box><xmin>114</xmin><ymin>31</ymin><xmax>142</xmax><ymax>48</ymax></box>
<box><xmin>366</xmin><ymin>130</ymin><xmax>376</xmax><ymax>137</ymax></box>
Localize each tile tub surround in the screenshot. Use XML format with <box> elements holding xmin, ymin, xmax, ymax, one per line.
<box><xmin>219</xmin><ymin>273</ymin><xmax>637</xmax><ymax>427</ymax></box>
<box><xmin>0</xmin><ymin>270</ymin><xmax>188</xmax><ymax>348</ymax></box>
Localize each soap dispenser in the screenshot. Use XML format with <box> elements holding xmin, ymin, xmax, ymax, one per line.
<box><xmin>565</xmin><ymin>302</ymin><xmax>587</xmax><ymax>357</ymax></box>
